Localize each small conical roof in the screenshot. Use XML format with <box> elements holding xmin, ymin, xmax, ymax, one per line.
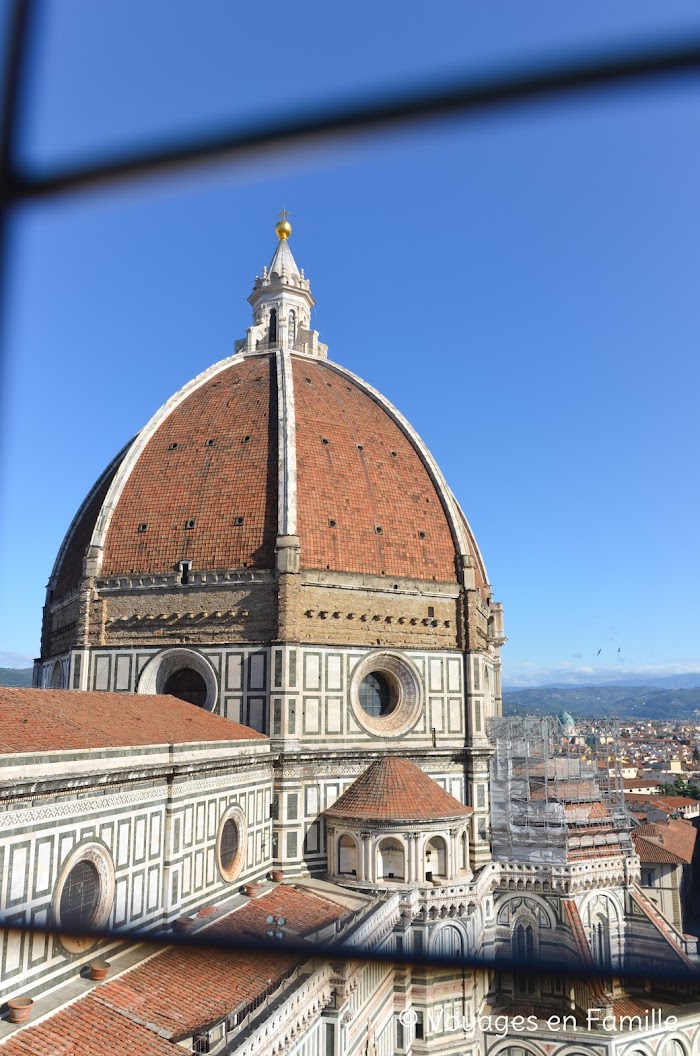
<box><xmin>267</xmin><ymin>237</ymin><xmax>301</xmax><ymax>282</ymax></box>
<box><xmin>325</xmin><ymin>757</ymin><xmax>474</xmax><ymax>823</ymax></box>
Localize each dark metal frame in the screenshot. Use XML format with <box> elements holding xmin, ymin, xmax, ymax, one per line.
<box><xmin>1</xmin><ymin>0</ymin><xmax>699</xmax><ymax>980</ymax></box>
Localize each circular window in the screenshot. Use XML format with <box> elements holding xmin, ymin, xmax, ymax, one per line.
<box><xmin>163</xmin><ymin>667</ymin><xmax>207</xmax><ymax>708</ymax></box>
<box><xmin>359</xmin><ymin>672</ymin><xmax>396</xmax><ymax>717</ymax></box>
<box><xmin>54</xmin><ymin>843</ymin><xmax>115</xmax><ymax>954</ymax></box>
<box><xmin>350</xmin><ymin>653</ymin><xmax>422</xmax><ymax>737</ymax></box>
<box><xmin>216</xmin><ymin>805</ymin><xmax>247</xmax><ymax>883</ymax></box>
<box><xmin>60</xmin><ymin>860</ymin><xmax>101</xmax><ymax>931</ymax></box>
<box><xmin>137</xmin><ymin>648</ymin><xmax>218</xmax><ymax>711</ymax></box>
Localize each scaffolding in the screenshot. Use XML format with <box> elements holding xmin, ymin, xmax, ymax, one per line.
<box><xmin>488</xmin><ymin>715</ymin><xmax>632</xmax><ymax>865</ymax></box>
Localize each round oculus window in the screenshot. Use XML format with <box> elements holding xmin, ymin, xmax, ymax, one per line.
<box><xmin>350</xmin><ymin>653</ymin><xmax>422</xmax><ymax>737</ymax></box>
<box><xmin>216</xmin><ymin>806</ymin><xmax>247</xmax><ymax>883</ymax></box>
<box><xmin>163</xmin><ymin>667</ymin><xmax>208</xmax><ymax>708</ymax></box>
<box><xmin>359</xmin><ymin>672</ymin><xmax>396</xmax><ymax>717</ymax></box>
<box><xmin>137</xmin><ymin>648</ymin><xmax>218</xmax><ymax>711</ymax></box>
<box><xmin>60</xmin><ymin>860</ymin><xmax>101</xmax><ymax>932</ymax></box>
<box><xmin>54</xmin><ymin>843</ymin><xmax>115</xmax><ymax>954</ymax></box>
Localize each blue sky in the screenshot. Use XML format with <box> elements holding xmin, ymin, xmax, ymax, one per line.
<box><xmin>1</xmin><ymin>1</ymin><xmax>699</xmax><ymax>686</ymax></box>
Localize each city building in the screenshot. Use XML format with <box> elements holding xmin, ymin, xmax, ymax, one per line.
<box><xmin>2</xmin><ymin>219</ymin><xmax>699</xmax><ymax>1055</ymax></box>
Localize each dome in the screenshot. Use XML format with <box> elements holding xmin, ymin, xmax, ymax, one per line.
<box><xmin>325</xmin><ymin>757</ymin><xmax>474</xmax><ymax>824</ymax></box>
<box><xmin>559</xmin><ymin>710</ymin><xmax>576</xmax><ymax>728</ymax></box>
<box><xmin>49</xmin><ymin>238</ymin><xmax>489</xmax><ymax>602</ymax></box>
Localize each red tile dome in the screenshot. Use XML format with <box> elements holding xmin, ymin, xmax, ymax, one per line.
<box><xmin>49</xmin><ymin>350</ymin><xmax>487</xmax><ymax>599</ymax></box>
<box><xmin>48</xmin><ymin>229</ymin><xmax>489</xmax><ymax>602</ymax></box>
<box><xmin>49</xmin><ymin>350</ymin><xmax>488</xmax><ymax>598</ymax></box>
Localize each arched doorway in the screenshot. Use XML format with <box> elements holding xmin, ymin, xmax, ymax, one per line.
<box><xmin>163</xmin><ymin>667</ymin><xmax>207</xmax><ymax>708</ymax></box>
<box><xmin>425</xmin><ymin>836</ymin><xmax>447</xmax><ymax>881</ymax></box>
<box><xmin>377</xmin><ymin>838</ymin><xmax>405</xmax><ymax>881</ymax></box>
<box><xmin>338</xmin><ymin>835</ymin><xmax>358</xmax><ymax>877</ymax></box>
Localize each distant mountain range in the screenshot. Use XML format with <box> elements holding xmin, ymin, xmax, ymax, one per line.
<box><xmin>503</xmin><ymin>684</ymin><xmax>700</xmax><ymax>721</ymax></box>
<box><xmin>0</xmin><ymin>667</ymin><xmax>32</xmax><ymax>687</ymax></box>
<box><xmin>504</xmin><ymin>674</ymin><xmax>700</xmax><ymax>691</ymax></box>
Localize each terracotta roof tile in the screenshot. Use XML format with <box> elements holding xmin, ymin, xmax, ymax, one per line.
<box><xmin>3</xmin><ymin>887</ymin><xmax>346</xmax><ymax>1050</ymax></box>
<box><xmin>52</xmin><ymin>352</ymin><xmax>490</xmax><ymax>595</ymax></box>
<box><xmin>0</xmin><ymin>688</ymin><xmax>265</xmax><ymax>753</ymax></box>
<box><xmin>102</xmin><ymin>354</ymin><xmax>278</xmax><ymax>577</ymax></box>
<box><xmin>0</xmin><ymin>994</ymin><xmax>176</xmax><ymax>1056</ymax></box>
<box><xmin>631</xmin><ymin>819</ymin><xmax>697</xmax><ymax>864</ymax></box>
<box><xmin>214</xmin><ymin>884</ymin><xmax>348</xmax><ymax>940</ymax></box>
<box><xmin>293</xmin><ymin>358</ymin><xmax>461</xmax><ymax>582</ymax></box>
<box><xmin>632</xmin><ymin>834</ymin><xmax>686</xmax><ymax>864</ymax></box>
<box><xmin>325</xmin><ymin>757</ymin><xmax>473</xmax><ymax>822</ymax></box>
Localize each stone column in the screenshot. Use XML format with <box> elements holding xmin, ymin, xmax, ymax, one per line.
<box><xmin>449</xmin><ymin>828</ymin><xmax>458</xmax><ymax>881</ymax></box>
<box><xmin>360</xmin><ymin>832</ymin><xmax>372</xmax><ymax>882</ymax></box>
<box><xmin>404</xmin><ymin>834</ymin><xmax>414</xmax><ymax>882</ymax></box>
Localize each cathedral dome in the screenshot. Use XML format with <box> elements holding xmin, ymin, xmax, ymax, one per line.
<box><xmin>49</xmin><ymin>228</ymin><xmax>489</xmax><ymax>602</ymax></box>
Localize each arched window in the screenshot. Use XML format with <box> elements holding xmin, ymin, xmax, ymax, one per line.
<box><xmin>50</xmin><ymin>661</ymin><xmax>64</xmax><ymax>689</ymax></box>
<box><xmin>288</xmin><ymin>309</ymin><xmax>296</xmax><ymax>347</ymax></box>
<box><xmin>591</xmin><ymin>915</ymin><xmax>611</xmax><ymax>968</ymax></box>
<box><xmin>269</xmin><ymin>307</ymin><xmax>277</xmax><ymax>343</ymax></box>
<box><xmin>460</xmin><ymin>831</ymin><xmax>468</xmax><ymax>871</ymax></box>
<box><xmin>377</xmin><ymin>838</ymin><xmax>405</xmax><ymax>881</ymax></box>
<box><xmin>338</xmin><ymin>835</ymin><xmax>358</xmax><ymax>876</ymax></box>
<box><xmin>425</xmin><ymin>836</ymin><xmax>447</xmax><ymax>880</ymax></box>
<box><xmin>513</xmin><ymin>920</ymin><xmax>536</xmax><ymax>995</ymax></box>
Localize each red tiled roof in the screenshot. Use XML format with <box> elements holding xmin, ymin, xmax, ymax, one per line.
<box><xmin>0</xmin><ymin>688</ymin><xmax>265</xmax><ymax>753</ymax></box>
<box><xmin>293</xmin><ymin>358</ymin><xmax>466</xmax><ymax>583</ymax></box>
<box><xmin>632</xmin><ymin>834</ymin><xmax>686</xmax><ymax>865</ymax></box>
<box><xmin>102</xmin><ymin>355</ymin><xmax>278</xmax><ymax>577</ymax></box>
<box><xmin>216</xmin><ymin>884</ymin><xmax>348</xmax><ymax>941</ymax></box>
<box><xmin>96</xmin><ymin>939</ymin><xmax>293</xmax><ymax>1040</ymax></box>
<box><xmin>629</xmin><ymin>885</ymin><xmax>697</xmax><ymax>968</ymax></box>
<box><xmin>649</xmin><ymin>796</ymin><xmax>698</xmax><ymax>809</ymax></box>
<box><xmin>1</xmin><ymin>887</ymin><xmax>346</xmax><ymax>1050</ymax></box>
<box><xmin>53</xmin><ymin>353</ymin><xmax>488</xmax><ymax>597</ymax></box>
<box><xmin>631</xmin><ymin>819</ymin><xmax>697</xmax><ymax>864</ymax></box>
<box><xmin>0</xmin><ymin>993</ymin><xmax>176</xmax><ymax>1056</ymax></box>
<box><xmin>325</xmin><ymin>757</ymin><xmax>473</xmax><ymax>822</ymax></box>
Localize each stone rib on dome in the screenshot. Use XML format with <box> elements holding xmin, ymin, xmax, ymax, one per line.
<box><xmin>324</xmin><ymin>757</ymin><xmax>474</xmax><ymax>823</ymax></box>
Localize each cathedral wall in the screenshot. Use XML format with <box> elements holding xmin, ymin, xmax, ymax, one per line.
<box><xmin>0</xmin><ymin>757</ymin><xmax>272</xmax><ymax>1003</ymax></box>
<box><xmin>42</xmin><ymin>642</ymin><xmax>469</xmax><ymax>747</ymax></box>
<box><xmin>42</xmin><ymin>577</ymin><xmax>278</xmax><ymax>659</ymax></box>
<box><xmin>297</xmin><ymin>577</ymin><xmax>461</xmax><ymax>651</ymax></box>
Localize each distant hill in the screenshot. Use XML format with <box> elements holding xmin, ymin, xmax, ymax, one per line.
<box><xmin>0</xmin><ymin>667</ymin><xmax>32</xmax><ymax>687</ymax></box>
<box><xmin>502</xmin><ymin>685</ymin><xmax>700</xmax><ymax>721</ymax></box>
<box><xmin>506</xmin><ymin>674</ymin><xmax>700</xmax><ymax>692</ymax></box>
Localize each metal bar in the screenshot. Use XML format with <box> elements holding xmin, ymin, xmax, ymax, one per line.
<box><xmin>2</xmin><ymin>35</ymin><xmax>700</xmax><ymax>204</ymax></box>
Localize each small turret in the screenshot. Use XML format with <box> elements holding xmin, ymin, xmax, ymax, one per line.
<box><xmin>235</xmin><ymin>211</ymin><xmax>327</xmax><ymax>358</ymax></box>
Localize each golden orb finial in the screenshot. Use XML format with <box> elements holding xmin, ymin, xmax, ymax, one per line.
<box><xmin>275</xmin><ymin>207</ymin><xmax>292</xmax><ymax>241</ymax></box>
